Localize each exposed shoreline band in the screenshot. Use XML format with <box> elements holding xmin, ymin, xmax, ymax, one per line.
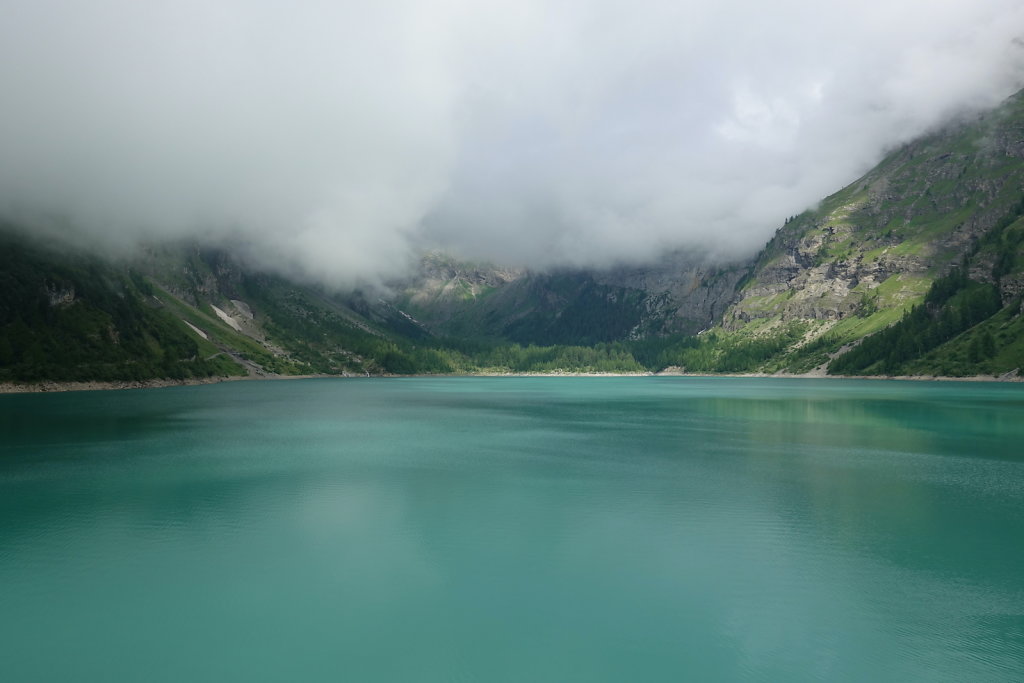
<box><xmin>2</xmin><ymin>369</ymin><xmax>1021</xmax><ymax>394</ymax></box>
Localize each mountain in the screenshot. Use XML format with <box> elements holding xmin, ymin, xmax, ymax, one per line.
<box><xmin>708</xmin><ymin>87</ymin><xmax>1024</xmax><ymax>376</ymax></box>
<box><xmin>0</xmin><ymin>234</ymin><xmax>455</xmax><ymax>384</ymax></box>
<box><xmin>2</xmin><ymin>88</ymin><xmax>1023</xmax><ymax>385</ymax></box>
<box><xmin>386</xmin><ymin>250</ymin><xmax>749</xmax><ymax>344</ymax></box>
<box><xmin>0</xmin><ymin>232</ymin><xmax>243</xmax><ymax>383</ymax></box>
<box><xmin>377</xmin><ymin>88</ymin><xmax>1024</xmax><ymax>378</ymax></box>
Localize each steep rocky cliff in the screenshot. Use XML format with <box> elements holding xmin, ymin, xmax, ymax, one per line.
<box><xmin>4</xmin><ymin>88</ymin><xmax>1024</xmax><ymax>382</ymax></box>
<box><xmin>387</xmin><ymin>249</ymin><xmax>750</xmax><ymax>343</ymax></box>
<box><xmin>726</xmin><ymin>89</ymin><xmax>1024</xmax><ymax>339</ymax></box>
<box><xmin>386</xmin><ymin>91</ymin><xmax>1024</xmax><ymax>356</ymax></box>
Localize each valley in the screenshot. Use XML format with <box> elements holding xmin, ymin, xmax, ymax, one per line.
<box><xmin>2</xmin><ymin>89</ymin><xmax>1024</xmax><ymax>386</ymax></box>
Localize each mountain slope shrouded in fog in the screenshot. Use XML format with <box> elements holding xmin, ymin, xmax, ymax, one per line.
<box><xmin>2</xmin><ymin>87</ymin><xmax>1024</xmax><ymax>382</ymax></box>
<box><xmin>1</xmin><ymin>1</ymin><xmax>1023</xmax><ymax>286</ymax></box>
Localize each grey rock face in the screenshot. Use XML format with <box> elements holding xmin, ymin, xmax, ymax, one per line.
<box><xmin>591</xmin><ymin>250</ymin><xmax>752</xmax><ymax>336</ymax></box>
<box><xmin>724</xmin><ymin>90</ymin><xmax>1024</xmax><ymax>332</ymax></box>
<box><xmin>386</xmin><ymin>248</ymin><xmax>752</xmax><ymax>341</ymax></box>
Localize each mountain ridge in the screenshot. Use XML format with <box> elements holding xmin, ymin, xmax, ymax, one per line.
<box><xmin>2</xmin><ymin>88</ymin><xmax>1024</xmax><ymax>385</ymax></box>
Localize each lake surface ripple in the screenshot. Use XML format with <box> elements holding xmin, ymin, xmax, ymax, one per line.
<box><xmin>2</xmin><ymin>377</ymin><xmax>1023</xmax><ymax>681</ymax></box>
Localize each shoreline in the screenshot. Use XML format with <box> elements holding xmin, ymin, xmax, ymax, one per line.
<box><xmin>0</xmin><ymin>373</ymin><xmax>332</xmax><ymax>394</ymax></box>
<box><xmin>651</xmin><ymin>371</ymin><xmax>1023</xmax><ymax>383</ymax></box>
<box><xmin>1</xmin><ymin>369</ymin><xmax>1021</xmax><ymax>394</ymax></box>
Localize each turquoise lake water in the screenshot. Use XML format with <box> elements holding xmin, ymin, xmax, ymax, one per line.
<box><xmin>1</xmin><ymin>376</ymin><xmax>1023</xmax><ymax>681</ymax></box>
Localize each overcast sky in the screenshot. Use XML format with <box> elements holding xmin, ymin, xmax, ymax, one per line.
<box><xmin>1</xmin><ymin>0</ymin><xmax>1023</xmax><ymax>286</ymax></box>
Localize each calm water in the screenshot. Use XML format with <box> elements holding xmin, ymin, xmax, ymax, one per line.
<box><xmin>1</xmin><ymin>377</ymin><xmax>1023</xmax><ymax>681</ymax></box>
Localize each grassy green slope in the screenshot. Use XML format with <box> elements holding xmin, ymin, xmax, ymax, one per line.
<box><xmin>5</xmin><ymin>89</ymin><xmax>1024</xmax><ymax>382</ymax></box>
<box><xmin>138</xmin><ymin>247</ymin><xmax>456</xmax><ymax>376</ymax></box>
<box><xmin>0</xmin><ymin>232</ymin><xmax>244</xmax><ymax>383</ymax></box>
<box><xmin>696</xmin><ymin>89</ymin><xmax>1024</xmax><ymax>376</ymax></box>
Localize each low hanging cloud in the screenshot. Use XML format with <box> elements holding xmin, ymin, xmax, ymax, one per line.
<box><xmin>1</xmin><ymin>0</ymin><xmax>1023</xmax><ymax>286</ymax></box>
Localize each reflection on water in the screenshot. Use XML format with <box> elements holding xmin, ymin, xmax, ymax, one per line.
<box><xmin>1</xmin><ymin>377</ymin><xmax>1023</xmax><ymax>682</ymax></box>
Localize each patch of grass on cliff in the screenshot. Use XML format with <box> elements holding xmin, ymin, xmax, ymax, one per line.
<box><xmin>833</xmin><ymin>307</ymin><xmax>906</xmax><ymax>339</ymax></box>
<box><xmin>874</xmin><ymin>274</ymin><xmax>931</xmax><ymax>306</ymax></box>
<box><xmin>828</xmin><ymin>269</ymin><xmax>1002</xmax><ymax>376</ymax></box>
<box><xmin>786</xmin><ymin>274</ymin><xmax>932</xmax><ymax>348</ymax></box>
<box><xmin>734</xmin><ymin>290</ymin><xmax>795</xmax><ymax>315</ymax></box>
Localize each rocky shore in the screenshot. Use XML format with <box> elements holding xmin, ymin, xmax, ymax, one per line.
<box><xmin>3</xmin><ymin>369</ymin><xmax>1021</xmax><ymax>394</ymax></box>
<box><xmin>0</xmin><ymin>373</ymin><xmax>339</xmax><ymax>394</ymax></box>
